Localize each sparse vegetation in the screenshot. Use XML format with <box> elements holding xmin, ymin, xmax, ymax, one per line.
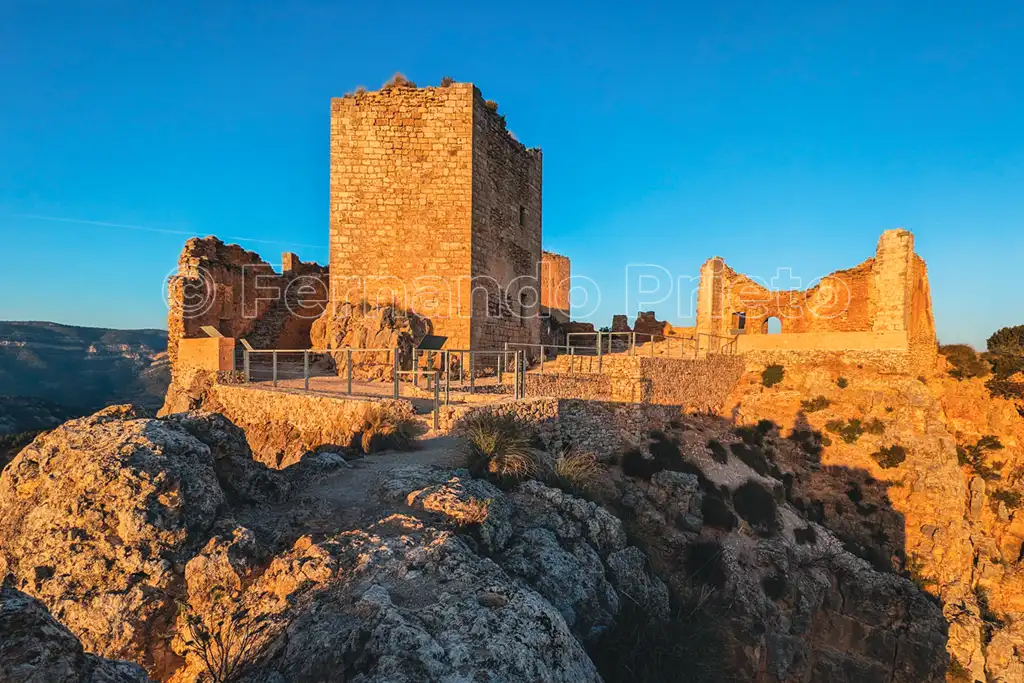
<box><xmin>825</xmin><ymin>418</ymin><xmax>864</xmax><ymax>444</ymax></box>
<box><xmin>707</xmin><ymin>439</ymin><xmax>729</xmax><ymax>464</ymax></box>
<box><xmin>685</xmin><ymin>540</ymin><xmax>727</xmax><ymax>588</ymax></box>
<box><xmin>439</xmin><ymin>75</ymin><xmax>455</xmax><ymax>87</ymax></box>
<box><xmin>729</xmin><ymin>442</ymin><xmax>775</xmax><ymax>477</ymax></box>
<box><xmin>701</xmin><ymin>495</ymin><xmax>737</xmax><ymax>531</ymax></box>
<box><xmin>588</xmin><ymin>597</ymin><xmax>737</xmax><ymax>683</ymax></box>
<box><xmin>939</xmin><ymin>344</ymin><xmax>990</xmax><ymax>380</ymax></box>
<box><xmin>484</xmin><ymin>99</ymin><xmax>499</xmax><ymax>112</ymax></box>
<box><xmin>800</xmin><ymin>395</ymin><xmax>830</xmax><ymax>413</ymax></box>
<box><xmin>904</xmin><ymin>554</ymin><xmax>937</xmax><ymax>590</ymax></box>
<box><xmin>461</xmin><ymin>412</ymin><xmax>539</xmax><ymax>484</ymax></box>
<box><xmin>957</xmin><ymin>435</ymin><xmax>1005</xmax><ymax>481</ymax></box>
<box><xmin>976</xmin><ymin>586</ymin><xmax>1006</xmax><ymax>645</ymax></box>
<box><xmin>836</xmin><ymin>376</ymin><xmax>849</xmax><ymax>389</ymax></box>
<box><xmin>948</xmin><ymin>656</ymin><xmax>972</xmax><ymax>682</ymax></box>
<box><xmin>383</xmin><ymin>72</ymin><xmax>417</xmax><ymax>88</ymax></box>
<box><xmin>794</xmin><ymin>525</ymin><xmax>817</xmax><ymax>545</ymax></box>
<box><xmin>761</xmin><ymin>364</ymin><xmax>785</xmax><ymax>388</ymax></box>
<box><xmin>455</xmin><ymin>497</ymin><xmax>492</xmax><ymax>526</ymax></box>
<box><xmin>989</xmin><ymin>488</ymin><xmax>1022</xmax><ymax>513</ymax></box>
<box><xmin>864</xmin><ymin>417</ymin><xmax>886</xmax><ymax>435</ymax></box>
<box><xmin>356</xmin><ymin>405</ymin><xmax>417</xmax><ymax>453</ymax></box>
<box><xmin>546</xmin><ymin>448</ymin><xmax>604</xmax><ymax>495</ymax></box>
<box><xmin>733</xmin><ymin>480</ymin><xmax>779</xmax><ymax>537</ymax></box>
<box><xmin>871</xmin><ymin>444</ymin><xmax>907</xmax><ymax>469</ymax></box>
<box><xmin>178</xmin><ymin>588</ymin><xmax>279</xmax><ymax>683</ymax></box>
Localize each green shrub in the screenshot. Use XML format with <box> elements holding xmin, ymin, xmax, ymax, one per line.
<box><xmin>825</xmin><ymin>418</ymin><xmax>864</xmax><ymax>444</ymax></box>
<box><xmin>872</xmin><ymin>445</ymin><xmax>907</xmax><ymax>469</ymax></box>
<box><xmin>800</xmin><ymin>395</ymin><xmax>830</xmax><ymax>413</ymax></box>
<box><xmin>734</xmin><ymin>425</ymin><xmax>764</xmax><ymax>446</ymax></box>
<box><xmin>939</xmin><ymin>344</ymin><xmax>990</xmax><ymax>380</ymax></box>
<box><xmin>836</xmin><ymin>376</ymin><xmax>849</xmax><ymax>389</ymax></box>
<box><xmin>733</xmin><ymin>480</ymin><xmax>779</xmax><ymax>537</ymax></box>
<box><xmin>761</xmin><ymin>364</ymin><xmax>785</xmax><ymax>388</ymax></box>
<box><xmin>987</xmin><ymin>325</ymin><xmax>1024</xmax><ymax>355</ymax></box>
<box><xmin>957</xmin><ymin>435</ymin><xmax>1005</xmax><ymax>481</ymax></box>
<box><xmin>755</xmin><ymin>419</ymin><xmax>777</xmax><ymax>436</ymax></box>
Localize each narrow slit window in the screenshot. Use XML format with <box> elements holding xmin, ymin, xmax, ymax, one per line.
<box><xmin>519</xmin><ymin>205</ymin><xmax>526</xmax><ymax>226</ymax></box>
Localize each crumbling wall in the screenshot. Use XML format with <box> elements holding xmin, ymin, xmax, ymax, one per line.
<box><xmin>166</xmin><ymin>238</ymin><xmax>327</xmax><ymax>387</ymax></box>
<box><xmin>695</xmin><ymin>229</ymin><xmax>936</xmax><ymax>372</ymax></box>
<box><xmin>541</xmin><ymin>251</ymin><xmax>571</xmax><ymax>323</ymax></box>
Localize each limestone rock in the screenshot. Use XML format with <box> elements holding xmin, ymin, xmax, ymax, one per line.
<box><xmin>0</xmin><ymin>406</ymin><xmax>225</xmax><ymax>673</ymax></box>
<box><xmin>0</xmin><ymin>587</ymin><xmax>153</xmax><ymax>683</ymax></box>
<box><xmin>311</xmin><ymin>304</ymin><xmax>430</xmax><ymax>380</ymax></box>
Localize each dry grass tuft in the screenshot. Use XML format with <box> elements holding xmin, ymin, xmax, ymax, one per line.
<box><xmin>547</xmin><ymin>448</ymin><xmax>604</xmax><ymax>494</ymax></box>
<box><xmin>455</xmin><ymin>497</ymin><xmax>492</xmax><ymax>526</ymax></box>
<box><xmin>461</xmin><ymin>412</ymin><xmax>539</xmax><ymax>483</ymax></box>
<box><xmin>357</xmin><ymin>404</ymin><xmax>417</xmax><ymax>453</ymax></box>
<box><xmin>383</xmin><ymin>72</ymin><xmax>417</xmax><ymax>89</ymax></box>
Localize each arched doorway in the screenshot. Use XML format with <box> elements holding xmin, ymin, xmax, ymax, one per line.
<box><xmin>762</xmin><ymin>316</ymin><xmax>783</xmax><ymax>334</ymax></box>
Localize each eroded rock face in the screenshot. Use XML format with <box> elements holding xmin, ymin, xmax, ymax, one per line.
<box><xmin>0</xmin><ymin>406</ymin><xmax>225</xmax><ymax>673</ymax></box>
<box><xmin>723</xmin><ymin>363</ymin><xmax>1024</xmax><ymax>681</ymax></box>
<box><xmin>620</xmin><ymin>464</ymin><xmax>949</xmax><ymax>683</ymax></box>
<box><xmin>0</xmin><ymin>587</ymin><xmax>153</xmax><ymax>683</ymax></box>
<box><xmin>310</xmin><ymin>304</ymin><xmax>429</xmax><ymax>380</ymax></box>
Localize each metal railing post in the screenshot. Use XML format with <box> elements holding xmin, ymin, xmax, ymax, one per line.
<box><xmin>469</xmin><ymin>351</ymin><xmax>475</xmax><ymax>394</ymax></box>
<box><xmin>569</xmin><ymin>346</ymin><xmax>575</xmax><ymax>375</ymax></box>
<box><xmin>500</xmin><ymin>342</ymin><xmax>507</xmax><ymax>384</ymax></box>
<box><xmin>444</xmin><ymin>350</ymin><xmax>451</xmax><ymax>405</ymax></box>
<box><xmin>433</xmin><ymin>372</ymin><xmax>440</xmax><ymax>430</ymax></box>
<box><xmin>244</xmin><ymin>350</ymin><xmax>250</xmax><ymax>383</ymax></box>
<box><xmin>513</xmin><ymin>351</ymin><xmax>519</xmax><ymax>399</ymax></box>
<box><xmin>597</xmin><ymin>331</ymin><xmax>603</xmax><ymax>373</ymax></box>
<box><xmin>412</xmin><ymin>349</ymin><xmax>419</xmax><ymax>388</ymax></box>
<box><xmin>631</xmin><ymin>332</ymin><xmax>636</xmax><ymax>356</ymax></box>
<box><xmin>521</xmin><ymin>350</ymin><xmax>527</xmax><ymax>398</ymax></box>
<box><xmin>539</xmin><ymin>344</ymin><xmax>545</xmax><ymax>373</ymax></box>
<box><xmin>303</xmin><ymin>350</ymin><xmax>309</xmax><ymax>391</ymax></box>
<box><xmin>459</xmin><ymin>351</ymin><xmax>465</xmax><ymax>385</ymax></box>
<box><xmin>393</xmin><ymin>348</ymin><xmax>400</xmax><ymax>398</ymax></box>
<box><xmin>272</xmin><ymin>351</ymin><xmax>278</xmax><ymax>387</ymax></box>
<box><xmin>346</xmin><ymin>349</ymin><xmax>353</xmax><ymax>395</ymax></box>
<box><xmin>651</xmin><ymin>335</ymin><xmax>655</xmax><ymax>357</ymax></box>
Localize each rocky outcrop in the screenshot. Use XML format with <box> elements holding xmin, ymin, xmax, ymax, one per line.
<box><xmin>0</xmin><ymin>587</ymin><xmax>153</xmax><ymax>683</ymax></box>
<box><xmin>310</xmin><ymin>304</ymin><xmax>430</xmax><ymax>380</ymax></box>
<box><xmin>722</xmin><ymin>362</ymin><xmax>1024</xmax><ymax>681</ymax></box>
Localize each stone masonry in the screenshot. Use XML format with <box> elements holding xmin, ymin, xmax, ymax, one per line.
<box><xmin>329</xmin><ymin>81</ymin><xmax>544</xmax><ymax>352</ymax></box>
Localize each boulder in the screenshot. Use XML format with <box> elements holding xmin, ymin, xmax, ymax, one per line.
<box><xmin>0</xmin><ymin>587</ymin><xmax>153</xmax><ymax>683</ymax></box>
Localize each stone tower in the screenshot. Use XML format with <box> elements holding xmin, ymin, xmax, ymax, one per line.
<box><xmin>328</xmin><ymin>81</ymin><xmax>543</xmax><ymax>350</ymax></box>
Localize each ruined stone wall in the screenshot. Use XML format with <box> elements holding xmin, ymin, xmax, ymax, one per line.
<box><xmin>167</xmin><ymin>238</ymin><xmax>327</xmax><ymax>375</ymax></box>
<box><xmin>695</xmin><ymin>229</ymin><xmax>937</xmax><ymax>372</ymax></box>
<box><xmin>329</xmin><ymin>83</ymin><xmax>476</xmax><ymax>348</ymax></box>
<box><xmin>541</xmin><ymin>251</ymin><xmax>571</xmax><ymax>323</ymax></box>
<box><xmin>469</xmin><ymin>96</ymin><xmax>543</xmax><ymax>351</ymax></box>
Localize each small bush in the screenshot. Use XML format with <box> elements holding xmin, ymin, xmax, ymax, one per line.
<box><xmin>800</xmin><ymin>395</ymin><xmax>830</xmax><ymax>413</ymax></box>
<box><xmin>707</xmin><ymin>439</ymin><xmax>729</xmax><ymax>464</ymax></box>
<box><xmin>904</xmin><ymin>554</ymin><xmax>936</xmax><ymax>590</ymax></box>
<box><xmin>957</xmin><ymin>435</ymin><xmax>1005</xmax><ymax>480</ymax></box>
<box><xmin>734</xmin><ymin>425</ymin><xmax>764</xmax><ymax>447</ymax></box>
<box><xmin>756</xmin><ymin>419</ymin><xmax>777</xmax><ymax>436</ymax></box>
<box><xmin>939</xmin><ymin>344</ymin><xmax>990</xmax><ymax>380</ymax></box>
<box><xmin>730</xmin><ymin>443</ymin><xmax>769</xmax><ymax>476</ymax></box>
<box><xmin>794</xmin><ymin>525</ymin><xmax>817</xmax><ymax>545</ymax></box>
<box><xmin>990</xmin><ymin>489</ymin><xmax>1023</xmax><ymax>513</ymax></box>
<box><xmin>178</xmin><ymin>588</ymin><xmax>280</xmax><ymax>683</ymax></box>
<box><xmin>685</xmin><ymin>540</ymin><xmax>727</xmax><ymax>588</ymax></box>
<box><xmin>356</xmin><ymin>405</ymin><xmax>417</xmax><ymax>453</ymax></box>
<box><xmin>733</xmin><ymin>480</ymin><xmax>779</xmax><ymax>537</ymax></box>
<box><xmin>439</xmin><ymin>75</ymin><xmax>455</xmax><ymax>87</ymax></box>
<box><xmin>383</xmin><ymin>72</ymin><xmax>417</xmax><ymax>88</ymax></box>
<box><xmin>871</xmin><ymin>445</ymin><xmax>907</xmax><ymax>469</ymax></box>
<box><xmin>461</xmin><ymin>412</ymin><xmax>538</xmax><ymax>483</ymax></box>
<box><xmin>484</xmin><ymin>99</ymin><xmax>499</xmax><ymax>112</ymax></box>
<box><xmin>762</xmin><ymin>574</ymin><xmax>787</xmax><ymax>600</ymax></box>
<box><xmin>825</xmin><ymin>418</ymin><xmax>864</xmax><ymax>444</ymax></box>
<box><xmin>864</xmin><ymin>417</ymin><xmax>886</xmax><ymax>435</ymax></box>
<box><xmin>761</xmin><ymin>364</ymin><xmax>785</xmax><ymax>388</ymax></box>
<box><xmin>701</xmin><ymin>495</ymin><xmax>737</xmax><ymax>531</ymax></box>
<box><xmin>836</xmin><ymin>376</ymin><xmax>849</xmax><ymax>389</ymax></box>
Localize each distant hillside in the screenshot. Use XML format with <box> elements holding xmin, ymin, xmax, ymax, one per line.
<box><xmin>0</xmin><ymin>321</ymin><xmax>169</xmax><ymax>432</ymax></box>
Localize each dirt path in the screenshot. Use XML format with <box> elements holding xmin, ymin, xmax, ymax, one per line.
<box><xmin>303</xmin><ymin>435</ymin><xmax>463</xmax><ymax>531</ymax></box>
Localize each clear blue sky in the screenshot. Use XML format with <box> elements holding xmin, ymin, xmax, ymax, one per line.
<box><xmin>1</xmin><ymin>0</ymin><xmax>1021</xmax><ymax>348</ymax></box>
